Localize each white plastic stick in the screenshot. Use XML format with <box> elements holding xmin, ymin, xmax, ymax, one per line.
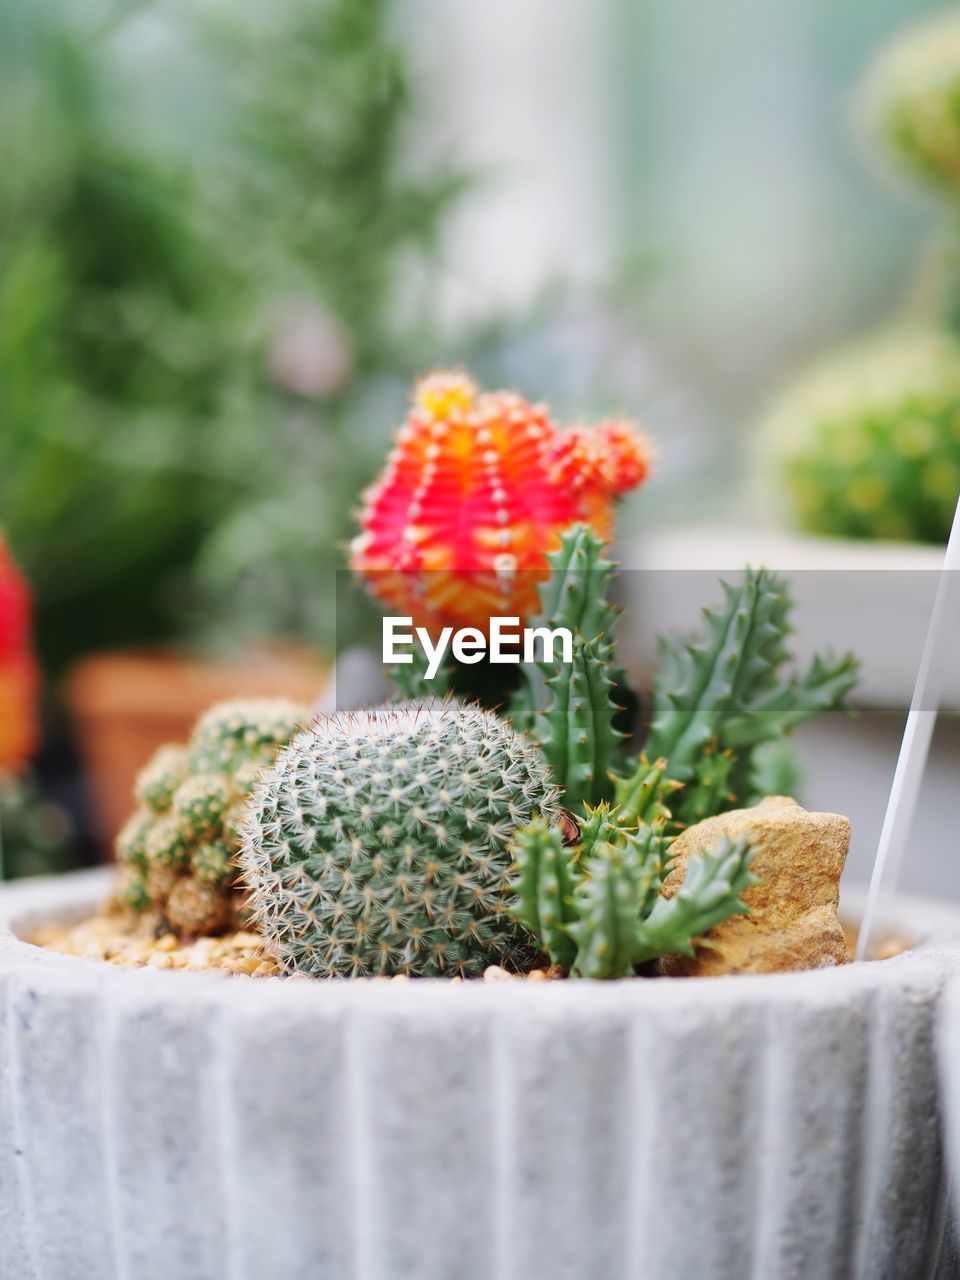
<box><xmin>856</xmin><ymin>495</ymin><xmax>960</xmax><ymax>960</ymax></box>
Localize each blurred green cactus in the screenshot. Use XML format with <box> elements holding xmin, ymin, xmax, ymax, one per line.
<box><xmin>859</xmin><ymin>10</ymin><xmax>960</xmax><ymax>198</ymax></box>
<box><xmin>115</xmin><ymin>697</ymin><xmax>309</xmax><ymax>936</ymax></box>
<box><xmin>765</xmin><ymin>330</ymin><xmax>960</xmax><ymax>543</ymax></box>
<box><xmin>0</xmin><ymin>772</ymin><xmax>73</xmax><ymax>880</ymax></box>
<box><xmin>764</xmin><ymin>15</ymin><xmax>960</xmax><ymax>545</ymax></box>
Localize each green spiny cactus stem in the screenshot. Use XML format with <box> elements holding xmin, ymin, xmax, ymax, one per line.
<box><xmin>510</xmin><ymin>818</ymin><xmax>580</xmax><ymax>971</ymax></box>
<box><xmin>764</xmin><ymin>330</ymin><xmax>960</xmax><ymax>545</ymax></box>
<box><xmin>672</xmin><ymin>747</ymin><xmax>738</xmax><ymax>831</ymax></box>
<box><xmin>508</xmin><ymin>807</ymin><xmax>753</xmax><ymax>978</ymax></box>
<box><xmin>509</xmin><ymin>803</ymin><xmax>670</xmax><ymax>978</ymax></box>
<box><xmin>630</xmin><ymin>835</ymin><xmax>755</xmax><ymax>964</ymax></box>
<box><xmin>506</xmin><ymin>525</ymin><xmax>633</xmax><ymax>808</ymax></box>
<box><xmin>644</xmin><ymin>571</ymin><xmax>789</xmax><ymax>781</ymax></box>
<box><xmin>533</xmin><ymin>633</ymin><xmax>623</xmax><ymax>811</ymax></box>
<box><xmin>576</xmin><ymin>800</ymin><xmax>627</xmax><ymax>861</ymax></box>
<box><xmin>747</xmin><ymin>740</ymin><xmax>804</xmax><ymax>805</ymax></box>
<box><xmin>241</xmin><ymin>698</ymin><xmax>561</xmax><ymax>977</ymax></box>
<box><xmin>859</xmin><ymin>11</ymin><xmax>960</xmax><ymax>198</ymax></box>
<box><xmin>615</xmin><ymin>568</ymin><xmax>857</xmax><ymax>830</ymax></box>
<box><xmin>567</xmin><ymin>838</ymin><xmax>650</xmax><ymax>979</ymax></box>
<box><xmin>525</xmin><ymin>524</ymin><xmax>618</xmax><ymax>657</ymax></box>
<box><xmin>114</xmin><ymin>697</ymin><xmax>310</xmax><ymax>936</ymax></box>
<box><xmin>510</xmin><ymin>524</ymin><xmax>619</xmax><ymax>733</ymax></box>
<box><xmin>612</xmin><ymin>755</ymin><xmax>679</xmax><ymax>830</ymax></box>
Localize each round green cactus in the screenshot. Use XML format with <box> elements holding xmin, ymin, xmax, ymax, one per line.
<box><xmin>764</xmin><ymin>329</ymin><xmax>960</xmax><ymax>543</ymax></box>
<box><xmin>240</xmin><ymin>699</ymin><xmax>561</xmax><ymax>977</ymax></box>
<box><xmin>114</xmin><ymin>697</ymin><xmax>311</xmax><ymax>936</ymax></box>
<box><xmin>859</xmin><ymin>10</ymin><xmax>960</xmax><ymax>198</ymax></box>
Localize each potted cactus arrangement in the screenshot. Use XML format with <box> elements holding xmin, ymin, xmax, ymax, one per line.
<box><xmin>2</xmin><ymin>371</ymin><xmax>960</xmax><ymax>1280</ymax></box>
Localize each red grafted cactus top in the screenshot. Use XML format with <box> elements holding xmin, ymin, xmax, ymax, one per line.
<box><xmin>351</xmin><ymin>371</ymin><xmax>654</xmax><ymax>632</ymax></box>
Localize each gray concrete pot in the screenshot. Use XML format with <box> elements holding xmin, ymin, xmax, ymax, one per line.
<box><xmin>3</xmin><ymin>870</ymin><xmax>960</xmax><ymax>1280</ymax></box>
<box><xmin>937</xmin><ymin>978</ymin><xmax>960</xmax><ymax>1244</ymax></box>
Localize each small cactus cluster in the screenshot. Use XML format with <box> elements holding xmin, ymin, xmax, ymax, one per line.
<box><xmin>350</xmin><ymin>370</ymin><xmax>653</xmax><ymax>632</ymax></box>
<box><xmin>765</xmin><ymin>330</ymin><xmax>960</xmax><ymax>543</ymax></box>
<box><xmin>240</xmin><ymin>699</ymin><xmax>561</xmax><ymax>977</ymax></box>
<box><xmin>0</xmin><ymin>535</ymin><xmax>38</xmax><ymax>773</ymax></box>
<box><xmin>510</xmin><ymin>808</ymin><xmax>755</xmax><ymax>978</ymax></box>
<box><xmin>115</xmin><ymin>698</ymin><xmax>310</xmax><ymax>936</ymax></box>
<box><xmin>859</xmin><ymin>9</ymin><xmax>960</xmax><ymax>198</ymax></box>
<box><xmin>508</xmin><ymin>525</ymin><xmax>626</xmax><ymax>810</ymax></box>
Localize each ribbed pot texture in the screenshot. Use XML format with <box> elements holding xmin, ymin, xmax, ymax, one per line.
<box><xmin>2</xmin><ymin>870</ymin><xmax>960</xmax><ymax>1280</ymax></box>
<box><xmin>937</xmin><ymin>978</ymin><xmax>960</xmax><ymax>1253</ymax></box>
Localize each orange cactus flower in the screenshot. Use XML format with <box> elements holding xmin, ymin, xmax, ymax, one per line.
<box><xmin>0</xmin><ymin>537</ymin><xmax>39</xmax><ymax>772</ymax></box>
<box><xmin>351</xmin><ymin>371</ymin><xmax>654</xmax><ymax>633</ymax></box>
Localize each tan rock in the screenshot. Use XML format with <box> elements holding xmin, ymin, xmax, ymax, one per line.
<box><xmin>482</xmin><ymin>965</ymin><xmax>512</xmax><ymax>983</ymax></box>
<box><xmin>657</xmin><ymin>796</ymin><xmax>850</xmax><ymax>977</ymax></box>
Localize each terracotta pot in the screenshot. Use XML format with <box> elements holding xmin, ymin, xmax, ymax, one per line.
<box><xmin>63</xmin><ymin>646</ymin><xmax>327</xmax><ymax>857</ymax></box>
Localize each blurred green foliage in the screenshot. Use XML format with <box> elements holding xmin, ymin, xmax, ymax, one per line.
<box><xmin>218</xmin><ymin>0</ymin><xmax>465</xmax><ymax>364</ymax></box>
<box><xmin>183</xmin><ymin>0</ymin><xmax>468</xmax><ymax>653</ymax></box>
<box><xmin>0</xmin><ymin>0</ymin><xmax>465</xmax><ymax>670</ymax></box>
<box><xmin>0</xmin><ymin>772</ymin><xmax>74</xmax><ymax>880</ymax></box>
<box><xmin>0</xmin><ymin>0</ymin><xmax>240</xmax><ymax>667</ymax></box>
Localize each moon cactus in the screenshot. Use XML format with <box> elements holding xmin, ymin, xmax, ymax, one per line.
<box><xmin>350</xmin><ymin>370</ymin><xmax>653</xmax><ymax>632</ymax></box>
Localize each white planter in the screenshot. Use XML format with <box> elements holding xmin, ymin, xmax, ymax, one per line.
<box><xmin>3</xmin><ymin>870</ymin><xmax>960</xmax><ymax>1280</ymax></box>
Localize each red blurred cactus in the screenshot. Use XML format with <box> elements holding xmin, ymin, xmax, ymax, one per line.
<box><xmin>0</xmin><ymin>537</ymin><xmax>39</xmax><ymax>772</ymax></box>
<box><xmin>351</xmin><ymin>371</ymin><xmax>654</xmax><ymax>631</ymax></box>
